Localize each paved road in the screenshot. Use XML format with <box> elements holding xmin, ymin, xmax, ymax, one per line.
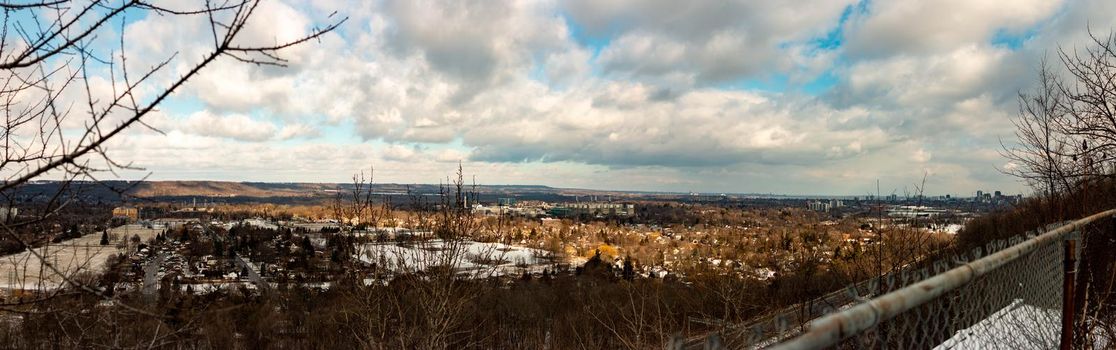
<box><xmin>143</xmin><ymin>252</ymin><xmax>165</xmax><ymax>296</ymax></box>
<box><xmin>234</xmin><ymin>255</ymin><xmax>268</xmax><ymax>290</ymax></box>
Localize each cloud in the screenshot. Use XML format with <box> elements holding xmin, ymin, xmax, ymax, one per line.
<box><xmin>278</xmin><ymin>124</ymin><xmax>321</xmax><ymax>140</ymax></box>
<box><xmin>568</xmin><ymin>0</ymin><xmax>855</xmax><ymax>84</ymax></box>
<box><xmin>381</xmin><ymin>144</ymin><xmax>419</xmax><ymax>162</ymax></box>
<box><xmin>463</xmin><ymin>85</ymin><xmax>892</xmax><ymax>168</ymax></box>
<box><xmin>175</xmin><ymin>111</ymin><xmax>318</xmax><ymax>142</ymax></box>
<box><xmin>842</xmin><ymin>0</ymin><xmax>1064</xmax><ymax>58</ymax></box>
<box><xmin>379</xmin><ymin>0</ymin><xmax>574</xmax><ymax>102</ymax></box>
<box><xmin>79</xmin><ymin>0</ymin><xmax>1116</xmax><ymax>194</ymax></box>
<box><xmin>182</xmin><ymin>111</ymin><xmax>278</xmax><ymax>142</ymax></box>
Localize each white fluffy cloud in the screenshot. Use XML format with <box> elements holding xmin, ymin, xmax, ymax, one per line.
<box><xmin>181</xmin><ymin>112</ymin><xmax>277</xmax><ymax>142</ymax></box>
<box><xmin>79</xmin><ymin>0</ymin><xmax>1116</xmax><ymax>194</ymax></box>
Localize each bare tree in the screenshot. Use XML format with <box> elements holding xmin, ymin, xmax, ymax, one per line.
<box><xmin>1002</xmin><ymin>29</ymin><xmax>1116</xmax><ymax>349</ymax></box>
<box><xmin>1001</xmin><ymin>59</ymin><xmax>1079</xmax><ymax>198</ymax></box>
<box><xmin>0</xmin><ymin>0</ymin><xmax>343</xmax><ymax>343</ymax></box>
<box><xmin>333</xmin><ymin>165</ymin><xmax>378</xmax><ymax>228</ymax></box>
<box><xmin>1003</xmin><ymin>31</ymin><xmax>1116</xmax><ymax>198</ymax></box>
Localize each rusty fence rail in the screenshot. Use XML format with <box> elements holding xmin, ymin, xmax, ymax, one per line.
<box><xmin>761</xmin><ymin>208</ymin><xmax>1116</xmax><ymax>350</ymax></box>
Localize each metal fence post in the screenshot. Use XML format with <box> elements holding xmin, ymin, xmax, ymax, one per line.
<box><xmin>1060</xmin><ymin>239</ymin><xmax>1077</xmax><ymax>350</ymax></box>
<box><xmin>666</xmin><ymin>333</ymin><xmax>683</xmax><ymax>350</ymax></box>
<box><xmin>703</xmin><ymin>333</ymin><xmax>722</xmax><ymax>350</ymax></box>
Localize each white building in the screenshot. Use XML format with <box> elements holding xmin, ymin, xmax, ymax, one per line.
<box><xmin>807</xmin><ymin>201</ymin><xmax>832</xmax><ymax>212</ymax></box>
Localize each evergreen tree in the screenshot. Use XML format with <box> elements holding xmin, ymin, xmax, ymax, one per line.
<box><xmin>622</xmin><ymin>256</ymin><xmax>635</xmax><ymax>280</ymax></box>
<box><xmin>99</xmin><ymin>231</ymin><xmax>109</xmax><ymax>245</ymax></box>
<box><xmin>301</xmin><ymin>236</ymin><xmax>314</xmax><ymax>255</ymax></box>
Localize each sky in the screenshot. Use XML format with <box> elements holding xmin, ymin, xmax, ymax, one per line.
<box><xmin>61</xmin><ymin>0</ymin><xmax>1116</xmax><ymax>196</ymax></box>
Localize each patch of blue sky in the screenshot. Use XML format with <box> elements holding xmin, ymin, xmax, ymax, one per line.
<box><xmin>716</xmin><ymin>71</ymin><xmax>839</xmax><ymax>96</ymax></box>
<box><xmin>151</xmin><ymin>97</ymin><xmax>203</xmax><ymax>126</ymax></box>
<box><xmin>0</xmin><ymin>3</ymin><xmax>170</xmax><ymax>104</ymax></box>
<box><xmin>753</xmin><ymin>2</ymin><xmax>856</xmax><ymax>96</ymax></box>
<box><xmin>3</xmin><ymin>2</ymin><xmax>142</xmax><ymax>27</ymax></box>
<box><xmin>991</xmin><ymin>27</ymin><xmax>1037</xmax><ymax>50</ymax></box>
<box><xmin>559</xmin><ymin>14</ymin><xmax>617</xmax><ymax>80</ymax></box>
<box><xmin>813</xmin><ymin>3</ymin><xmax>855</xmax><ymax>50</ymax></box>
<box><xmin>991</xmin><ymin>0</ymin><xmax>1069</xmax><ymax>51</ymax></box>
<box><xmin>561</xmin><ymin>13</ymin><xmax>615</xmax><ymax>58</ymax></box>
<box><xmin>2</xmin><ymin>7</ymin><xmax>112</xmax><ymax>62</ymax></box>
<box><xmin>802</xmin><ymin>72</ymin><xmax>839</xmax><ymax>95</ymax></box>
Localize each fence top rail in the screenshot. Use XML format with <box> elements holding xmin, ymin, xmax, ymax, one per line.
<box><xmin>769</xmin><ymin>208</ymin><xmax>1116</xmax><ymax>350</ymax></box>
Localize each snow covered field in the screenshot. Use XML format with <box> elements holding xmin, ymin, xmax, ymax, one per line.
<box><xmin>357</xmin><ymin>240</ymin><xmax>557</xmax><ymax>276</ymax></box>
<box><xmin>0</xmin><ymin>225</ymin><xmax>160</xmax><ymax>290</ymax></box>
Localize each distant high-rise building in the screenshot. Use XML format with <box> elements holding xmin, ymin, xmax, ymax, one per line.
<box><xmin>976</xmin><ymin>190</ymin><xmax>983</xmax><ymax>199</ymax></box>
<box><xmin>994</xmin><ymin>191</ymin><xmax>1002</xmax><ymax>198</ymax></box>
<box><xmin>807</xmin><ymin>201</ymin><xmax>832</xmax><ymax>212</ymax></box>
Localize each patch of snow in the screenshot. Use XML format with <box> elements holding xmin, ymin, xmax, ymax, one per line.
<box><xmin>935</xmin><ymin>299</ymin><xmax>1059</xmax><ymax>350</ymax></box>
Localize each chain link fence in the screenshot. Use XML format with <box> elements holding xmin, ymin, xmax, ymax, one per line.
<box><xmin>672</xmin><ymin>210</ymin><xmax>1116</xmax><ymax>350</ymax></box>
<box><xmin>761</xmin><ymin>210</ymin><xmax>1116</xmax><ymax>350</ymax></box>
<box><xmin>840</xmin><ymin>230</ymin><xmax>1069</xmax><ymax>349</ymax></box>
